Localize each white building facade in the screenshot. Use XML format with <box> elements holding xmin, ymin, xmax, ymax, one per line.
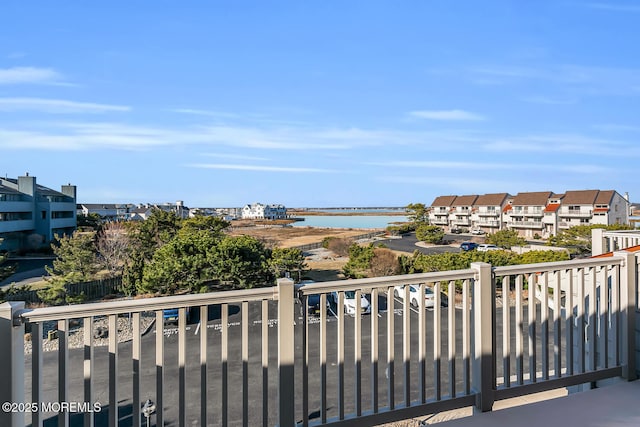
<box><xmin>429</xmin><ymin>189</ymin><xmax>630</xmax><ymax>238</ymax></box>
<box><xmin>241</xmin><ymin>203</ymin><xmax>287</xmax><ymax>220</ymax></box>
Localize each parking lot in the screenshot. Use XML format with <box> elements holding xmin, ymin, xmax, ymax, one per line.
<box><xmin>25</xmin><ymin>290</ymin><xmax>529</xmax><ymax>426</ymax></box>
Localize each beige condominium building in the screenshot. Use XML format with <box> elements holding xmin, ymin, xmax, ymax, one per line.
<box><xmin>429</xmin><ymin>189</ymin><xmax>630</xmax><ymax>238</ymax></box>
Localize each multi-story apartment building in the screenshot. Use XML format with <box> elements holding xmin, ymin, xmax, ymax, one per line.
<box><xmin>428</xmin><ymin>195</ymin><xmax>457</xmax><ymax>226</ymax></box>
<box><xmin>0</xmin><ymin>174</ymin><xmax>76</xmax><ymax>251</ymax></box>
<box><xmin>557</xmin><ymin>190</ymin><xmax>628</xmax><ymax>230</ymax></box>
<box><xmin>429</xmin><ymin>189</ymin><xmax>630</xmax><ymax>238</ymax></box>
<box><xmin>449</xmin><ymin>195</ymin><xmax>477</xmax><ymax>229</ymax></box>
<box><xmin>471</xmin><ymin>193</ymin><xmax>510</xmax><ymax>232</ymax></box>
<box><xmin>504</xmin><ymin>191</ymin><xmax>554</xmax><ymax>238</ymax></box>
<box><xmin>241</xmin><ymin>203</ymin><xmax>287</xmax><ymax>220</ymax></box>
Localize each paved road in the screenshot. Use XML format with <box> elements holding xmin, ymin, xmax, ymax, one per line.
<box><xmin>24</xmin><ymin>294</ymin><xmax>552</xmax><ymax>427</ymax></box>
<box><xmin>377</xmin><ymin>232</ymin><xmax>467</xmax><ymax>255</ymax></box>
<box><xmin>1</xmin><ymin>258</ymin><xmax>53</xmax><ymax>287</ymax></box>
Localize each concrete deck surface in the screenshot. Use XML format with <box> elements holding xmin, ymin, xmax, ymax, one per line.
<box><xmin>435</xmin><ymin>380</ymin><xmax>640</xmax><ymax>427</ymax></box>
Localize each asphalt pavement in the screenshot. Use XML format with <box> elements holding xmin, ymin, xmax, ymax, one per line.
<box><xmin>377</xmin><ymin>232</ymin><xmax>467</xmax><ymax>255</ymax></box>
<box><xmin>23</xmin><ymin>293</ymin><xmax>550</xmax><ymax>427</ymax></box>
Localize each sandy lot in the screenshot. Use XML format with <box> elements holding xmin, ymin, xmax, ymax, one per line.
<box><xmin>227</xmin><ymin>225</ymin><xmax>380</xmax><ymax>248</ymax></box>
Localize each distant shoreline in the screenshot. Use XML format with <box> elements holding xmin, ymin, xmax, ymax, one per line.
<box><xmin>287</xmin><ymin>210</ymin><xmax>407</xmax><ymax>217</ymax></box>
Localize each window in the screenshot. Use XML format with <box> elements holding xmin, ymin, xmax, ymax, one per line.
<box><xmin>41</xmin><ymin>211</ymin><xmax>46</xmax><ymax>220</ymax></box>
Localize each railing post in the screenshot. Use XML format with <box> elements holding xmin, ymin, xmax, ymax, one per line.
<box><xmin>0</xmin><ymin>302</ymin><xmax>25</xmax><ymax>427</ymax></box>
<box><xmin>471</xmin><ymin>262</ymin><xmax>494</xmax><ymax>412</ymax></box>
<box><xmin>277</xmin><ymin>278</ymin><xmax>296</xmax><ymax>427</ymax></box>
<box><xmin>591</xmin><ymin>228</ymin><xmax>606</xmax><ymax>256</ymax></box>
<box><xmin>616</xmin><ymin>251</ymin><xmax>637</xmax><ymax>380</ymax></box>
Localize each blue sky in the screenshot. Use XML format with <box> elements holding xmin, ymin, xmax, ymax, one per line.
<box><xmin>1</xmin><ymin>1</ymin><xmax>639</xmax><ymax>207</ymax></box>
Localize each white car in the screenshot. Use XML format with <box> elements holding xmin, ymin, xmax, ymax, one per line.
<box><xmin>393</xmin><ymin>285</ymin><xmax>447</xmax><ymax>309</ymax></box>
<box><xmin>470</xmin><ymin>229</ymin><xmax>485</xmax><ymax>235</ymax></box>
<box><xmin>477</xmin><ymin>244</ymin><xmax>500</xmax><ymax>252</ymax></box>
<box><xmin>330</xmin><ymin>290</ymin><xmax>371</xmax><ymax>315</ymax></box>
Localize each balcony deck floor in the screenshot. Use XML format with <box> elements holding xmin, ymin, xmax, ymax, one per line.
<box><xmin>436</xmin><ymin>379</ymin><xmax>640</xmax><ymax>427</ymax></box>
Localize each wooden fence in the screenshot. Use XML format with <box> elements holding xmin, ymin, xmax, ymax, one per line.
<box><xmin>3</xmin><ymin>276</ymin><xmax>123</xmax><ymax>304</ymax></box>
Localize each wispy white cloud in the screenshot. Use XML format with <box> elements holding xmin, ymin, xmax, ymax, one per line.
<box><xmin>0</xmin><ymin>98</ymin><xmax>130</xmax><ymax>113</ymax></box>
<box><xmin>409</xmin><ymin>110</ymin><xmax>485</xmax><ymax>121</ymax></box>
<box><xmin>376</xmin><ymin>175</ymin><xmax>521</xmax><ymax>192</ymax></box>
<box><xmin>370</xmin><ymin>160</ymin><xmax>612</xmax><ymax>174</ymax></box>
<box><xmin>482</xmin><ymin>134</ymin><xmax>639</xmax><ymax>157</ymax></box>
<box><xmin>522</xmin><ymin>96</ymin><xmax>577</xmax><ymax>105</ymax></box>
<box><xmin>171</xmin><ymin>108</ymin><xmax>241</xmax><ymax>119</ymax></box>
<box><xmin>186</xmin><ymin>163</ymin><xmax>338</xmax><ymax>173</ymax></box>
<box><xmin>588</xmin><ymin>3</ymin><xmax>640</xmax><ymax>12</ymax></box>
<box><xmin>202</xmin><ymin>153</ymin><xmax>269</xmax><ymax>161</ymax></box>
<box><xmin>0</xmin><ymin>121</ymin><xmax>373</xmax><ymax>151</ymax></box>
<box><xmin>592</xmin><ymin>123</ymin><xmax>640</xmax><ymax>132</ymax></box>
<box><xmin>0</xmin><ymin>67</ymin><xmax>66</xmax><ymax>85</ymax></box>
<box><xmin>471</xmin><ymin>64</ymin><xmax>640</xmax><ymax>95</ymax></box>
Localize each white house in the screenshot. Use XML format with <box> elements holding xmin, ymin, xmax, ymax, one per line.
<box><xmin>241</xmin><ymin>203</ymin><xmax>287</xmax><ymax>220</ymax></box>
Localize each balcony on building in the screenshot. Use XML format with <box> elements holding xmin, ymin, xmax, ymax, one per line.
<box><xmin>512</xmin><ymin>207</ymin><xmax>544</xmax><ymax>217</ymax></box>
<box><xmin>476</xmin><ymin>219</ymin><xmax>500</xmax><ymax>227</ymax></box>
<box><xmin>477</xmin><ymin>208</ymin><xmax>500</xmax><ymax>217</ymax></box>
<box><xmin>558</xmin><ymin>207</ymin><xmax>594</xmax><ymax>218</ymax></box>
<box><xmin>508</xmin><ymin>220</ymin><xmax>544</xmax><ymax>229</ymax></box>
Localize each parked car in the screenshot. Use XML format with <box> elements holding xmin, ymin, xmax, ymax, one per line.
<box><xmin>163</xmin><ymin>307</ymin><xmax>192</xmax><ymax>323</ymax></box>
<box><xmin>470</xmin><ymin>229</ymin><xmax>485</xmax><ymax>235</ymax></box>
<box><xmin>296</xmin><ymin>281</ymin><xmax>328</xmax><ymax>316</ymax></box>
<box><xmin>460</xmin><ymin>241</ymin><xmax>478</xmax><ymax>251</ymax></box>
<box><xmin>450</xmin><ymin>228</ymin><xmax>463</xmax><ymax>234</ymax></box>
<box><xmin>393</xmin><ymin>285</ymin><xmax>448</xmax><ymax>308</ymax></box>
<box><xmin>329</xmin><ymin>290</ymin><xmax>371</xmax><ymax>315</ymax></box>
<box><xmin>305</xmin><ymin>294</ymin><xmax>326</xmax><ymax>316</ymax></box>
<box><xmin>477</xmin><ymin>244</ymin><xmax>500</xmax><ymax>252</ymax></box>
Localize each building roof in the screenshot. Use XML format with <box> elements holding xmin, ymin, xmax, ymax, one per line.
<box><xmin>475</xmin><ymin>193</ymin><xmax>509</xmax><ymax>206</ymax></box>
<box><xmin>511</xmin><ymin>191</ymin><xmax>553</xmax><ymax>206</ymax></box>
<box><xmin>595</xmin><ymin>190</ymin><xmax>616</xmax><ymax>205</ymax></box>
<box><xmin>0</xmin><ymin>177</ymin><xmax>69</xmax><ymax>198</ymax></box>
<box><xmin>591</xmin><ymin>245</ymin><xmax>640</xmax><ymax>258</ymax></box>
<box><xmin>79</xmin><ymin>203</ymin><xmax>120</xmax><ymax>209</ymax></box>
<box><xmin>562</xmin><ymin>190</ymin><xmax>600</xmax><ymax>205</ymax></box>
<box><xmin>544</xmin><ymin>204</ymin><xmax>561</xmax><ymax>213</ymax></box>
<box><xmin>430</xmin><ymin>195</ymin><xmax>457</xmax><ymax>207</ymax></box>
<box><xmin>451</xmin><ymin>195</ymin><xmax>478</xmax><ymax>206</ymax></box>
<box><xmin>0</xmin><ymin>183</ymin><xmax>21</xmax><ymax>195</ymax></box>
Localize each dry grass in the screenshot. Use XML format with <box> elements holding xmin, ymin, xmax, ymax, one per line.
<box><xmin>227</xmin><ymin>225</ymin><xmax>373</xmax><ymax>248</ymax></box>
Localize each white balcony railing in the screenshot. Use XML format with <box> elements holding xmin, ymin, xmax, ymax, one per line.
<box><xmin>508</xmin><ymin>221</ymin><xmax>544</xmax><ymax>229</ymax></box>
<box><xmin>558</xmin><ymin>210</ymin><xmax>593</xmax><ymax>218</ymax></box>
<box><xmin>512</xmin><ymin>209</ymin><xmax>544</xmax><ymax>217</ymax></box>
<box><xmin>477</xmin><ymin>210</ymin><xmax>499</xmax><ymax>217</ymax></box>
<box><xmin>0</xmin><ymin>253</ymin><xmax>637</xmax><ymax>427</ymax></box>
<box><xmin>476</xmin><ymin>220</ymin><xmax>500</xmax><ymax>227</ymax></box>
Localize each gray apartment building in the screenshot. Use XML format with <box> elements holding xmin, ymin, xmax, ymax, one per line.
<box><xmin>0</xmin><ymin>174</ymin><xmax>77</xmax><ymax>252</ymax></box>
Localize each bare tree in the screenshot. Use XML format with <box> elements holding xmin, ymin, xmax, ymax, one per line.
<box><xmin>369</xmin><ymin>248</ymin><xmax>400</xmax><ymax>277</ymax></box>
<box><xmin>96</xmin><ymin>222</ymin><xmax>130</xmax><ymax>277</ymax></box>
